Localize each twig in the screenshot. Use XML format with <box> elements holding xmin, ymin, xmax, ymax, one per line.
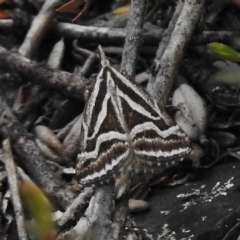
<box><xmin>147</xmin><ymin>0</ymin><xmax>205</xmax><ymax>107</ymax></box>
<box><xmin>103</xmin><ymin>45</ymin><xmax>157</xmax><ymax>55</ymax></box>
<box><xmin>0</xmin><ymin>19</ymin><xmax>13</xmax><ymax>29</ymax></box>
<box><xmin>106</xmin><ymin>1</ymin><xmax>147</xmax><ymax>239</ymax></box>
<box><xmin>62</xmin><ymin>115</ymin><xmax>82</xmax><ymax>159</ymax></box>
<box><xmin>106</xmin><ymin>198</ymin><xmax>129</xmax><ymax>240</ymax></box>
<box><xmin>0</xmin><ymin>18</ymin><xmax>164</xmax><ymax>44</ymax></box>
<box><xmin>67</xmin><ymin>1</ymin><xmax>148</xmax><ymax>239</ymax></box>
<box><xmin>120</xmin><ymin>0</ymin><xmax>147</xmax><ymax>79</ymax></box>
<box><xmin>191</xmin><ymin>31</ymin><xmax>240</xmax><ymax>45</ymax></box>
<box><xmin>57</xmin><ymin>187</ymin><xmax>94</xmax><ymax>229</ymax></box>
<box><xmin>154</xmin><ymin>0</ymin><xmax>183</xmax><ymax>62</ymax></box>
<box><xmin>223</xmin><ymin>221</ymin><xmax>240</xmax><ymax>240</ymax></box>
<box><xmin>57</xmin><ymin>115</ymin><xmax>80</xmax><ymax>141</ymax></box>
<box><xmin>62</xmin><ymin>185</ymin><xmax>114</xmax><ymax>240</ymax></box>
<box><xmin>54</xmin><ymin>21</ymin><xmax>163</xmax><ymax>44</ymax></box>
<box><xmin>2</xmin><ymin>138</ymin><xmax>28</xmax><ymax>240</ymax></box>
<box><xmin>17</xmin><ymin>166</ymin><xmax>36</xmax><ymax>182</ymax></box>
<box><xmin>78</xmin><ymin>53</ymin><xmax>97</xmax><ymax>77</ymax></box>
<box><xmin>0</xmin><ymin>45</ymin><xmax>91</xmax><ymax>101</ymax></box>
<box><xmin>16</xmin><ymin>38</ymin><xmax>66</xmax><ymax>121</ymax></box>
<box><xmin>0</xmin><ymin>90</ymin><xmax>77</xmax><ymax>210</ymax></box>
<box><xmin>72</xmin><ymin>42</ymin><xmax>119</xmax><ymax>65</ymax></box>
<box><xmin>84</xmin><ymin>185</ymin><xmax>114</xmax><ymax>240</ymax></box>
<box><xmin>48</xmin><ymin>38</ymin><xmax>65</xmax><ymax>69</ymax></box>
<box><xmin>18</xmin><ymin>0</ymin><xmax>65</xmax><ymax>58</ymax></box>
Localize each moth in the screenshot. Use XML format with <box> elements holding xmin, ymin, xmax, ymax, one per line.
<box><xmin>76</xmin><ymin>46</ymin><xmax>191</xmax><ymax>190</ymax></box>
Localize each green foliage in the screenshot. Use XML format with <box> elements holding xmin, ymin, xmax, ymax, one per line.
<box><xmin>19</xmin><ymin>182</ymin><xmax>57</xmax><ymax>240</ymax></box>
<box><xmin>207</xmin><ymin>42</ymin><xmax>240</xmax><ymax>62</ymax></box>
<box><xmin>211</xmin><ymin>66</ymin><xmax>240</xmax><ymax>85</ymax></box>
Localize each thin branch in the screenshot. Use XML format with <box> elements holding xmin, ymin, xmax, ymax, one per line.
<box><xmin>107</xmin><ymin>1</ymin><xmax>147</xmax><ymax>239</ymax></box>
<box><xmin>0</xmin><ymin>19</ymin><xmax>13</xmax><ymax>29</ymax></box>
<box><xmin>0</xmin><ymin>45</ymin><xmax>91</xmax><ymax>101</ymax></box>
<box><xmin>191</xmin><ymin>31</ymin><xmax>240</xmax><ymax>45</ymax></box>
<box><xmin>106</xmin><ymin>198</ymin><xmax>128</xmax><ymax>240</ymax></box>
<box><xmin>18</xmin><ymin>0</ymin><xmax>65</xmax><ymax>58</ymax></box>
<box><xmin>62</xmin><ymin>114</ymin><xmax>82</xmax><ymax>159</ymax></box>
<box><xmin>57</xmin><ymin>187</ymin><xmax>94</xmax><ymax>229</ymax></box>
<box><xmin>0</xmin><ymin>90</ymin><xmax>77</xmax><ymax>211</ymax></box>
<box><xmin>120</xmin><ymin>0</ymin><xmax>147</xmax><ymax>79</ymax></box>
<box><xmin>154</xmin><ymin>0</ymin><xmax>183</xmax><ymax>62</ymax></box>
<box><xmin>54</xmin><ymin>21</ymin><xmax>163</xmax><ymax>44</ymax></box>
<box><xmin>78</xmin><ymin>53</ymin><xmax>97</xmax><ymax>77</ymax></box>
<box><xmin>62</xmin><ymin>185</ymin><xmax>115</xmax><ymax>240</ymax></box>
<box><xmin>147</xmin><ymin>0</ymin><xmax>205</xmax><ymax>107</ymax></box>
<box><xmin>84</xmin><ymin>185</ymin><xmax>114</xmax><ymax>240</ymax></box>
<box><xmin>47</xmin><ymin>38</ymin><xmax>65</xmax><ymax>69</ymax></box>
<box><xmin>2</xmin><ymin>139</ymin><xmax>28</xmax><ymax>240</ymax></box>
<box><xmin>0</xmin><ymin>18</ymin><xmax>164</xmax><ymax>44</ymax></box>
<box><xmin>67</xmin><ymin>1</ymin><xmax>148</xmax><ymax>239</ymax></box>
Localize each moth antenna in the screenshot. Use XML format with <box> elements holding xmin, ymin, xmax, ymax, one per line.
<box><xmin>98</xmin><ymin>45</ymin><xmax>109</xmax><ymax>67</ymax></box>
<box><xmin>98</xmin><ymin>45</ymin><xmax>105</xmax><ymax>59</ymax></box>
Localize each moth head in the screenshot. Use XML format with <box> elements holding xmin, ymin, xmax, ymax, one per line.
<box><xmin>83</xmin><ymin>84</ymin><xmax>93</xmax><ymax>102</ymax></box>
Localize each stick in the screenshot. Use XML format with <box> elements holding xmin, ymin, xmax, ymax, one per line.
<box><xmin>0</xmin><ymin>45</ymin><xmax>91</xmax><ymax>101</ymax></box>
<box><xmin>120</xmin><ymin>0</ymin><xmax>147</xmax><ymax>79</ymax></box>
<box><xmin>2</xmin><ymin>139</ymin><xmax>28</xmax><ymax>240</ymax></box>
<box><xmin>0</xmin><ymin>89</ymin><xmax>77</xmax><ymax>210</ymax></box>
<box><xmin>147</xmin><ymin>0</ymin><xmax>205</xmax><ymax>107</ymax></box>
<box><xmin>18</xmin><ymin>0</ymin><xmax>65</xmax><ymax>58</ymax></box>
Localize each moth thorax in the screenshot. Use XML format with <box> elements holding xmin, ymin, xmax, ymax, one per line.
<box><xmin>107</xmin><ymin>76</ymin><xmax>117</xmax><ymax>94</ymax></box>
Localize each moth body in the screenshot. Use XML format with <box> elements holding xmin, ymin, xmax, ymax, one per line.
<box><xmin>76</xmin><ymin>47</ymin><xmax>191</xmax><ymax>194</ymax></box>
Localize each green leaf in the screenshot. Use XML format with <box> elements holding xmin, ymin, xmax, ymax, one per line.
<box><xmin>19</xmin><ymin>182</ymin><xmax>57</xmax><ymax>240</ymax></box>
<box><xmin>212</xmin><ymin>66</ymin><xmax>240</xmax><ymax>85</ymax></box>
<box><xmin>207</xmin><ymin>42</ymin><xmax>240</xmax><ymax>61</ymax></box>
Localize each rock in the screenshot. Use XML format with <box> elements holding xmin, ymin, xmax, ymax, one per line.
<box><xmin>133</xmin><ymin>158</ymin><xmax>240</xmax><ymax>240</ymax></box>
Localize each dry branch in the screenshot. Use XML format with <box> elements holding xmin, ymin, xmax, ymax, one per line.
<box><xmin>0</xmin><ymin>45</ymin><xmax>91</xmax><ymax>101</ymax></box>
<box><xmin>147</xmin><ymin>0</ymin><xmax>205</xmax><ymax>107</ymax></box>
<box><xmin>2</xmin><ymin>139</ymin><xmax>28</xmax><ymax>240</ymax></box>
<box><xmin>0</xmin><ymin>18</ymin><xmax>164</xmax><ymax>44</ymax></box>
<box><xmin>53</xmin><ymin>21</ymin><xmax>163</xmax><ymax>44</ymax></box>
<box><xmin>108</xmin><ymin>1</ymin><xmax>148</xmax><ymax>239</ymax></box>
<box><xmin>63</xmin><ymin>1</ymin><xmax>149</xmax><ymax>239</ymax></box>
<box><xmin>18</xmin><ymin>0</ymin><xmax>65</xmax><ymax>58</ymax></box>
<box><xmin>57</xmin><ymin>187</ymin><xmax>94</xmax><ymax>229</ymax></box>
<box><xmin>191</xmin><ymin>31</ymin><xmax>240</xmax><ymax>44</ymax></box>
<box><xmin>154</xmin><ymin>0</ymin><xmax>183</xmax><ymax>61</ymax></box>
<box><xmin>0</xmin><ymin>90</ymin><xmax>77</xmax><ymax>210</ymax></box>
<box><xmin>62</xmin><ymin>185</ymin><xmax>115</xmax><ymax>240</ymax></box>
<box><xmin>120</xmin><ymin>0</ymin><xmax>147</xmax><ymax>79</ymax></box>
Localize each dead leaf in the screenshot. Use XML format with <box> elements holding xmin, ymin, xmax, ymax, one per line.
<box><xmin>112</xmin><ymin>5</ymin><xmax>130</xmax><ymax>15</ymax></box>
<box><xmin>56</xmin><ymin>0</ymin><xmax>90</xmax><ymax>22</ymax></box>
<box><xmin>56</xmin><ymin>0</ymin><xmax>84</xmax><ymax>12</ymax></box>
<box><xmin>0</xmin><ymin>10</ymin><xmax>11</xmax><ymax>19</ymax></box>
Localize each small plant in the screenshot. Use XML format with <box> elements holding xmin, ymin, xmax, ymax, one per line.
<box><xmin>19</xmin><ymin>182</ymin><xmax>57</xmax><ymax>240</ymax></box>
<box><xmin>207</xmin><ymin>42</ymin><xmax>240</xmax><ymax>85</ymax></box>
<box><xmin>207</xmin><ymin>42</ymin><xmax>240</xmax><ymax>62</ymax></box>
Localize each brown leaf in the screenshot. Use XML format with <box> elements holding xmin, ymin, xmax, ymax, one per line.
<box><xmin>56</xmin><ymin>0</ymin><xmax>85</xmax><ymax>12</ymax></box>
<box><xmin>0</xmin><ymin>10</ymin><xmax>11</xmax><ymax>19</ymax></box>
<box><xmin>56</xmin><ymin>0</ymin><xmax>90</xmax><ymax>22</ymax></box>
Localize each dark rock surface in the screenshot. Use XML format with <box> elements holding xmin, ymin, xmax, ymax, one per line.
<box><xmin>133</xmin><ymin>158</ymin><xmax>240</xmax><ymax>240</ymax></box>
